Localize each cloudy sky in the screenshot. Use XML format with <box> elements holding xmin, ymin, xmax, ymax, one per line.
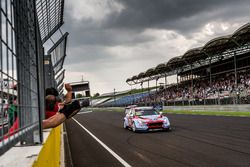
<box><xmin>62</xmin><ymin>0</ymin><xmax>250</xmax><ymax>95</ymax></box>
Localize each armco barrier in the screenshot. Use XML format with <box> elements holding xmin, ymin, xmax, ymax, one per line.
<box><xmin>32</xmin><ymin>125</ymin><xmax>61</xmax><ymax>167</ymax></box>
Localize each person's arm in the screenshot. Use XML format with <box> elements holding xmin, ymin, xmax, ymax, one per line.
<box><xmin>42</xmin><ymin>112</ymin><xmax>66</xmax><ymax>129</ymax></box>
<box><xmin>64</xmin><ymin>83</ymin><xmax>73</xmax><ymax>104</ymax></box>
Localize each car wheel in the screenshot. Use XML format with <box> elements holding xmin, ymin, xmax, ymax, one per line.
<box><xmin>123</xmin><ymin>120</ymin><xmax>128</xmax><ymax>129</ymax></box>
<box><xmin>132</xmin><ymin>122</ymin><xmax>137</xmax><ymax>132</ymax></box>
<box><xmin>164</xmin><ymin>127</ymin><xmax>171</xmax><ymax>132</ymax></box>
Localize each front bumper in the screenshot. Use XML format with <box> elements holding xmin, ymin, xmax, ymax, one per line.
<box><xmin>134</xmin><ymin>121</ymin><xmax>170</xmax><ymax>131</ymax></box>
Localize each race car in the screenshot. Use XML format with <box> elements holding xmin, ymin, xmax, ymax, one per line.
<box><xmin>123</xmin><ymin>106</ymin><xmax>170</xmax><ymax>132</ymax></box>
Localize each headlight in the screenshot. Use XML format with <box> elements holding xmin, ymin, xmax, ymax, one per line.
<box><xmin>138</xmin><ymin>120</ymin><xmax>146</xmax><ymax>126</ymax></box>
<box><xmin>163</xmin><ymin>118</ymin><xmax>169</xmax><ymax>123</ymax></box>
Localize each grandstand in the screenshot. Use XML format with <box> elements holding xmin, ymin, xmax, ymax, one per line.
<box><xmin>91</xmin><ymin>97</ymin><xmax>112</xmax><ymax>106</ymax></box>
<box><xmin>93</xmin><ymin>22</ymin><xmax>250</xmax><ymax>107</ymax></box>
<box><xmin>91</xmin><ymin>88</ymin><xmax>158</xmax><ymax>107</ymax></box>
<box><xmin>125</xmin><ymin>22</ymin><xmax>250</xmax><ymax>107</ymax></box>
<box><xmin>99</xmin><ymin>91</ymin><xmax>155</xmax><ymax>107</ymax></box>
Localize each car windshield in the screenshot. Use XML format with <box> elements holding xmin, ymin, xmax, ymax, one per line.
<box><xmin>135</xmin><ymin>109</ymin><xmax>158</xmax><ymax>116</ymax></box>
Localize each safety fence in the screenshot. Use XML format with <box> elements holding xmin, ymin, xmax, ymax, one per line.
<box><xmin>0</xmin><ymin>0</ymin><xmax>68</xmax><ymax>156</ymax></box>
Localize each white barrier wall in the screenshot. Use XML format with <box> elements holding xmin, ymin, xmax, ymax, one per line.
<box><xmin>164</xmin><ymin>104</ymin><xmax>250</xmax><ymax>112</ymax></box>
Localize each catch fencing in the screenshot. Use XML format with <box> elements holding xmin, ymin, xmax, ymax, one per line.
<box><xmin>0</xmin><ymin>0</ymin><xmax>68</xmax><ymax>155</ymax></box>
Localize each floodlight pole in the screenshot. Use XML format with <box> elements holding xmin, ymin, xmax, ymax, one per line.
<box><xmin>140</xmin><ymin>82</ymin><xmax>143</xmax><ymax>93</ymax></box>
<box><xmin>191</xmin><ymin>64</ymin><xmax>194</xmax><ymax>105</ymax></box>
<box><xmin>155</xmin><ymin>77</ymin><xmax>158</xmax><ymax>104</ymax></box>
<box><xmin>113</xmin><ymin>88</ymin><xmax>116</xmax><ymax>107</ymax></box>
<box><xmin>176</xmin><ymin>73</ymin><xmax>179</xmax><ymax>90</ymax></box>
<box><xmin>231</xmin><ymin>39</ymin><xmax>242</xmax><ymax>105</ymax></box>
<box><xmin>209</xmin><ymin>59</ymin><xmax>212</xmax><ymax>86</ymax></box>
<box><xmin>164</xmin><ymin>73</ymin><xmax>167</xmax><ymax>87</ymax></box>
<box><xmin>148</xmin><ymin>80</ymin><xmax>150</xmax><ymax>93</ymax></box>
<box><xmin>130</xmin><ymin>85</ymin><xmax>133</xmax><ymax>105</ymax></box>
<box><xmin>234</xmin><ymin>51</ymin><xmax>238</xmax><ymax>104</ymax></box>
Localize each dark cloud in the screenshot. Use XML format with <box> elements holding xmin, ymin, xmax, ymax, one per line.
<box><xmin>64</xmin><ymin>0</ymin><xmax>250</xmax><ymax>49</ymax></box>
<box><xmin>104</xmin><ymin>0</ymin><xmax>250</xmax><ymax>33</ymax></box>
<box><xmin>63</xmin><ymin>5</ymin><xmax>154</xmax><ymax>48</ymax></box>
<box><xmin>64</xmin><ymin>25</ymin><xmax>155</xmax><ymax>47</ymax></box>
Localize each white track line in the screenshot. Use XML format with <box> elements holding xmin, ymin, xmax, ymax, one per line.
<box><xmin>77</xmin><ymin>110</ymin><xmax>93</xmax><ymax>114</ymax></box>
<box><xmin>72</xmin><ymin>118</ymin><xmax>132</xmax><ymax>167</ymax></box>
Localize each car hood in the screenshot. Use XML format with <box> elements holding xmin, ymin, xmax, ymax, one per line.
<box><xmin>137</xmin><ymin>115</ymin><xmax>164</xmax><ymax>121</ymax></box>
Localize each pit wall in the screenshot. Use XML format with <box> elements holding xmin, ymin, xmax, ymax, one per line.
<box><xmin>32</xmin><ymin>125</ymin><xmax>62</xmax><ymax>167</ymax></box>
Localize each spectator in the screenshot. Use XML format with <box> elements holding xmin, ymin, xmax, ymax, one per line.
<box><xmin>8</xmin><ymin>96</ymin><xmax>17</xmax><ymax>127</ymax></box>
<box><xmin>42</xmin><ymin>83</ymin><xmax>82</xmax><ymax>129</ymax></box>
<box><xmin>45</xmin><ymin>87</ymin><xmax>60</xmax><ymax>119</ymax></box>
<box><xmin>3</xmin><ymin>99</ymin><xmax>8</xmax><ymax>118</ymax></box>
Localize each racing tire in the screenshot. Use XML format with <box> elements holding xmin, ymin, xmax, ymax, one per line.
<box><xmin>132</xmin><ymin>122</ymin><xmax>137</xmax><ymax>132</ymax></box>
<box><xmin>123</xmin><ymin>120</ymin><xmax>128</xmax><ymax>129</ymax></box>
<box><xmin>164</xmin><ymin>127</ymin><xmax>171</xmax><ymax>132</ymax></box>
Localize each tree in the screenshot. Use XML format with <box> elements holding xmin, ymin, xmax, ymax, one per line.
<box><xmin>93</xmin><ymin>93</ymin><xmax>100</xmax><ymax>97</ymax></box>
<box><xmin>76</xmin><ymin>93</ymin><xmax>83</xmax><ymax>98</ymax></box>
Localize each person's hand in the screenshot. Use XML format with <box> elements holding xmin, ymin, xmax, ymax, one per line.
<box><xmin>65</xmin><ymin>84</ymin><xmax>72</xmax><ymax>92</ymax></box>
<box><xmin>58</xmin><ymin>103</ymin><xmax>64</xmax><ymax>109</ymax></box>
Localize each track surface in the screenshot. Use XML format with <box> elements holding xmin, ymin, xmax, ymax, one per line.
<box><xmin>65</xmin><ymin>109</ymin><xmax>250</xmax><ymax>167</ymax></box>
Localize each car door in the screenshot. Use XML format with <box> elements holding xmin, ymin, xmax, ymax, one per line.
<box><xmin>128</xmin><ymin>110</ymin><xmax>134</xmax><ymax>126</ymax></box>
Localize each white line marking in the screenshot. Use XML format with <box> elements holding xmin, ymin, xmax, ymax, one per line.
<box><xmin>77</xmin><ymin>110</ymin><xmax>93</xmax><ymax>114</ymax></box>
<box><xmin>72</xmin><ymin>118</ymin><xmax>132</xmax><ymax>167</ymax></box>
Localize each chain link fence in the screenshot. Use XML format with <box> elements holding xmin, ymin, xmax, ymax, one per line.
<box><xmin>0</xmin><ymin>0</ymin><xmax>67</xmax><ymax>156</ymax></box>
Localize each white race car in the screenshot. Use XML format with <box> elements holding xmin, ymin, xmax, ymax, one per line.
<box><xmin>123</xmin><ymin>106</ymin><xmax>170</xmax><ymax>132</ymax></box>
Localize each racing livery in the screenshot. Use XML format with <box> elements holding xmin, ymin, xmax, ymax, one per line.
<box><xmin>123</xmin><ymin>106</ymin><xmax>170</xmax><ymax>132</ymax></box>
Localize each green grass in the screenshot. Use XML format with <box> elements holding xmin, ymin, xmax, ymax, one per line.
<box><xmin>91</xmin><ymin>107</ymin><xmax>124</xmax><ymax>112</ymax></box>
<box><xmin>164</xmin><ymin>110</ymin><xmax>250</xmax><ymax>117</ymax></box>
<box><xmin>91</xmin><ymin>107</ymin><xmax>250</xmax><ymax>117</ymax></box>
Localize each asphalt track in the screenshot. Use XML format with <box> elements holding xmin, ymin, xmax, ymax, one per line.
<box><xmin>65</xmin><ymin>109</ymin><xmax>250</xmax><ymax>167</ymax></box>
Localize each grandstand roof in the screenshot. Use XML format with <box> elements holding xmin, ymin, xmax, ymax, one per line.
<box><xmin>137</xmin><ymin>72</ymin><xmax>146</xmax><ymax>79</ymax></box>
<box><xmin>145</xmin><ymin>68</ymin><xmax>156</xmax><ymax>77</ymax></box>
<box><xmin>202</xmin><ymin>35</ymin><xmax>236</xmax><ymax>55</ymax></box>
<box><xmin>232</xmin><ymin>22</ymin><xmax>250</xmax><ymax>46</ymax></box>
<box><xmin>155</xmin><ymin>63</ymin><xmax>169</xmax><ymax>73</ymax></box>
<box><xmin>167</xmin><ymin>56</ymin><xmax>185</xmax><ymax>68</ymax></box>
<box><xmin>126</xmin><ymin>22</ymin><xmax>250</xmax><ymax>85</ymax></box>
<box><xmin>131</xmin><ymin>75</ymin><xmax>138</xmax><ymax>81</ymax></box>
<box><xmin>126</xmin><ymin>78</ymin><xmax>131</xmax><ymax>82</ymax></box>
<box><xmin>182</xmin><ymin>47</ymin><xmax>207</xmax><ymax>64</ymax></box>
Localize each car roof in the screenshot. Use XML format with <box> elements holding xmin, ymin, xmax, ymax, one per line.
<box><xmin>134</xmin><ymin>107</ymin><xmax>154</xmax><ymax>110</ymax></box>
<box><xmin>125</xmin><ymin>105</ymin><xmax>137</xmax><ymax>109</ymax></box>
